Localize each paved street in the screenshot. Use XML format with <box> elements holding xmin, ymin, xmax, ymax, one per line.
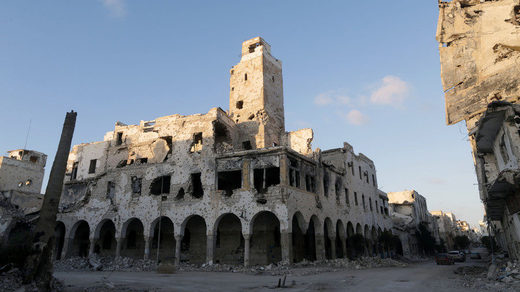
<box><xmin>56</xmin><ymin>258</ymin><xmax>488</xmax><ymax>292</ymax></box>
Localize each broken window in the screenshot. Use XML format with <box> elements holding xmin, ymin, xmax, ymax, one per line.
<box><xmin>254</xmin><ymin>167</ymin><xmax>280</xmax><ymax>193</ymax></box>
<box><xmin>354</xmin><ymin>192</ymin><xmax>358</xmax><ymax>206</ymax></box>
<box><xmin>236</xmin><ymin>100</ymin><xmax>243</xmax><ymax>109</ymax></box>
<box><xmin>323</xmin><ymin>172</ymin><xmax>329</xmax><ymax>197</ymax></box>
<box><xmin>499</xmin><ymin>133</ymin><xmax>510</xmax><ymax>164</ymax></box>
<box><xmin>150</xmin><ymin>175</ymin><xmax>171</xmax><ymax>195</ymax></box>
<box><xmin>358</xmin><ymin>166</ymin><xmax>362</xmax><ymax>180</ymax></box>
<box><xmin>88</xmin><ymin>159</ymin><xmax>97</xmax><ymax>174</ymax></box>
<box><xmin>217</xmin><ymin>170</ymin><xmax>242</xmax><ymax>196</ymax></box>
<box><xmin>71</xmin><ymin>162</ymin><xmax>79</xmax><ymax>180</ymax></box>
<box><xmin>29</xmin><ymin>156</ymin><xmax>38</xmax><ymax>163</ymax></box>
<box><xmin>116</xmin><ymin>132</ymin><xmax>123</xmax><ymax>146</ymax></box>
<box><xmin>191</xmin><ymin>173</ymin><xmax>204</xmax><ymax>198</ymax></box>
<box><xmin>131</xmin><ymin>176</ymin><xmax>142</xmax><ymax>195</ymax></box>
<box><xmin>136</xmin><ymin>157</ymin><xmax>148</xmax><ymax>164</ymax></box>
<box><xmin>106</xmin><ymin>181</ymin><xmax>115</xmax><ymax>200</ymax></box>
<box><xmin>372</xmin><ymin>174</ymin><xmax>376</xmax><ymax>187</ymax></box>
<box><xmin>305</xmin><ymin>174</ymin><xmax>316</xmax><ymax>193</ymax></box>
<box><xmin>288</xmin><ymin>157</ymin><xmax>300</xmax><ymax>188</ymax></box>
<box><xmin>345</xmin><ymin>188</ymin><xmax>350</xmax><ymax>206</ymax></box>
<box><xmin>242</xmin><ymin>141</ymin><xmax>252</xmax><ymax>150</ymax></box>
<box><xmin>244</xmin><ymin>73</ymin><xmax>248</xmax><ymax>81</ymax></box>
<box><xmin>176</xmin><ymin>188</ymin><xmax>185</xmax><ymax>200</ymax></box>
<box><xmin>384</xmin><ymin>208</ymin><xmax>389</xmax><ymax>215</ymax></box>
<box><xmin>365</xmin><ymin>172</ymin><xmax>369</xmax><ymax>183</ymax></box>
<box><xmin>334</xmin><ymin>178</ymin><xmax>342</xmax><ymax>202</ymax></box>
<box><xmin>369</xmin><ymin>198</ymin><xmax>373</xmax><ymax>212</ymax></box>
<box><xmin>348</xmin><ymin>162</ymin><xmax>354</xmax><ymax>176</ymax></box>
<box><xmin>380</xmin><ymin>206</ymin><xmax>384</xmax><ymax>214</ymax></box>
<box><xmin>190</xmin><ymin>132</ymin><xmax>203</xmax><ymax>153</ymax></box>
<box><xmin>362</xmin><ymin>195</ymin><xmax>366</xmax><ymax>211</ymax></box>
<box><xmin>375</xmin><ymin>201</ymin><xmax>379</xmax><ymax>213</ymax></box>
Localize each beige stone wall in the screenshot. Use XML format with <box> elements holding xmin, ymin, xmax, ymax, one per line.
<box><xmin>437</xmin><ymin>0</ymin><xmax>520</xmax><ymax>125</ymax></box>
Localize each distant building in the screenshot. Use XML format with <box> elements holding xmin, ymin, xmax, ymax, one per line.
<box><xmin>0</xmin><ymin>149</ymin><xmax>47</xmax><ymax>242</ymax></box>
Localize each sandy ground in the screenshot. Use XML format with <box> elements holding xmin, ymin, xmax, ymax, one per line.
<box><xmin>55</xmin><ymin>258</ymin><xmax>490</xmax><ymax>292</ymax></box>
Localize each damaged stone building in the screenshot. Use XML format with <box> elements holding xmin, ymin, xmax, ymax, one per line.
<box><xmin>53</xmin><ymin>37</ymin><xmax>393</xmax><ymax>266</ymax></box>
<box><xmin>0</xmin><ymin>149</ymin><xmax>47</xmax><ymax>242</ymax></box>
<box><xmin>388</xmin><ymin>190</ymin><xmax>440</xmax><ymax>257</ymax></box>
<box><xmin>437</xmin><ymin>0</ymin><xmax>520</xmax><ymax>259</ymax></box>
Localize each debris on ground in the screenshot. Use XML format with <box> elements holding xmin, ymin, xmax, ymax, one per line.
<box><xmin>453</xmin><ymin>260</ymin><xmax>520</xmax><ymax>292</ymax></box>
<box><xmin>177</xmin><ymin>257</ymin><xmax>407</xmax><ymax>276</ymax></box>
<box><xmin>54</xmin><ymin>255</ymin><xmax>156</xmax><ymax>272</ymax></box>
<box><xmin>0</xmin><ymin>267</ymin><xmax>64</xmax><ymax>292</ymax></box>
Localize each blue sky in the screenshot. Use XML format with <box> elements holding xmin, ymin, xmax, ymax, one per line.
<box><xmin>0</xmin><ymin>1</ymin><xmax>483</xmax><ymax>227</ymax></box>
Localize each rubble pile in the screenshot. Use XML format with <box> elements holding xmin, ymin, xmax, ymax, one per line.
<box><xmin>54</xmin><ymin>255</ymin><xmax>156</xmax><ymax>272</ymax></box>
<box><xmin>0</xmin><ymin>268</ymin><xmax>64</xmax><ymax>292</ymax></box>
<box><xmin>177</xmin><ymin>257</ymin><xmax>407</xmax><ymax>276</ymax></box>
<box><xmin>453</xmin><ymin>261</ymin><xmax>520</xmax><ymax>292</ymax></box>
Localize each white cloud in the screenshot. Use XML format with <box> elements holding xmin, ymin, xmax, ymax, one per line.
<box><xmin>344</xmin><ymin>109</ymin><xmax>369</xmax><ymax>126</ymax></box>
<box><xmin>370</xmin><ymin>75</ymin><xmax>410</xmax><ymax>106</ymax></box>
<box><xmin>100</xmin><ymin>0</ymin><xmax>126</xmax><ymax>18</ymax></box>
<box><xmin>314</xmin><ymin>94</ymin><xmax>334</xmax><ymax>105</ymax></box>
<box><xmin>314</xmin><ymin>90</ymin><xmax>350</xmax><ymax>106</ymax></box>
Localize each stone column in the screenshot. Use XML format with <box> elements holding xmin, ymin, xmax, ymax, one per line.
<box><xmin>330</xmin><ymin>236</ymin><xmax>336</xmax><ymax>259</ymax></box>
<box><xmin>280</xmin><ymin>232</ymin><xmax>293</xmax><ymax>264</ymax></box>
<box><xmin>315</xmin><ymin>234</ymin><xmax>325</xmax><ymax>261</ymax></box>
<box><xmin>242</xmin><ymin>159</ymin><xmax>251</xmax><ymax>190</ymax></box>
<box><xmin>243</xmin><ymin>234</ymin><xmax>251</xmax><ymax>267</ymax></box>
<box><xmin>144</xmin><ymin>237</ymin><xmax>150</xmax><ymax>260</ymax></box>
<box><xmin>115</xmin><ymin>237</ymin><xmax>123</xmax><ymax>258</ymax></box>
<box><xmin>174</xmin><ymin>235</ymin><xmax>183</xmax><ymax>266</ymax></box>
<box><xmin>61</xmin><ymin>237</ymin><xmax>71</xmax><ymax>259</ymax></box>
<box><xmin>206</xmin><ymin>234</ymin><xmax>215</xmax><ymax>265</ymax></box>
<box><xmin>279</xmin><ymin>154</ymin><xmax>289</xmax><ymax>186</ymax></box>
<box><xmin>88</xmin><ymin>237</ymin><xmax>96</xmax><ymax>257</ymax></box>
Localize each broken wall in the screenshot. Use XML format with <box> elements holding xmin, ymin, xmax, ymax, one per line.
<box><xmin>437</xmin><ymin>0</ymin><xmax>520</xmax><ymax>125</ymax></box>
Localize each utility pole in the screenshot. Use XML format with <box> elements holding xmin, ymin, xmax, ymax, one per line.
<box><xmin>24</xmin><ymin>111</ymin><xmax>77</xmax><ymax>291</ymax></box>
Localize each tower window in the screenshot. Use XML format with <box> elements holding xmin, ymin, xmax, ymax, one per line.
<box><xmin>116</xmin><ymin>132</ymin><xmax>123</xmax><ymax>146</ymax></box>
<box><xmin>88</xmin><ymin>159</ymin><xmax>97</xmax><ymax>174</ymax></box>
<box><xmin>236</xmin><ymin>100</ymin><xmax>243</xmax><ymax>109</ymax></box>
<box><xmin>244</xmin><ymin>73</ymin><xmax>247</xmax><ymax>81</ymax></box>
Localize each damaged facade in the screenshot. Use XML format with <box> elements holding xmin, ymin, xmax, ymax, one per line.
<box><xmin>0</xmin><ymin>149</ymin><xmax>47</xmax><ymax>242</ymax></box>
<box><xmin>437</xmin><ymin>0</ymin><xmax>520</xmax><ymax>259</ymax></box>
<box><xmin>54</xmin><ymin>37</ymin><xmax>393</xmax><ymax>266</ymax></box>
<box><xmin>388</xmin><ymin>190</ymin><xmax>440</xmax><ymax>256</ymax></box>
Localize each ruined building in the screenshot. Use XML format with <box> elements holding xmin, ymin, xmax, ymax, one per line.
<box><xmin>388</xmin><ymin>190</ymin><xmax>439</xmax><ymax>256</ymax></box>
<box><xmin>437</xmin><ymin>0</ymin><xmax>520</xmax><ymax>259</ymax></box>
<box><xmin>0</xmin><ymin>149</ymin><xmax>47</xmax><ymax>242</ymax></box>
<box><xmin>54</xmin><ymin>37</ymin><xmax>392</xmax><ymax>266</ymax></box>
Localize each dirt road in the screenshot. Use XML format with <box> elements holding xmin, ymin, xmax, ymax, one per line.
<box><xmin>55</xmin><ymin>259</ymin><xmax>488</xmax><ymax>292</ymax></box>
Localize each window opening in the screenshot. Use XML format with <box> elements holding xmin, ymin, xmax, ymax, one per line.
<box><xmin>116</xmin><ymin>132</ymin><xmax>123</xmax><ymax>146</ymax></box>
<box><xmin>150</xmin><ymin>175</ymin><xmax>171</xmax><ymax>195</ymax></box>
<box><xmin>88</xmin><ymin>159</ymin><xmax>97</xmax><ymax>174</ymax></box>
<box><xmin>191</xmin><ymin>173</ymin><xmax>204</xmax><ymax>198</ymax></box>
<box><xmin>254</xmin><ymin>167</ymin><xmax>280</xmax><ymax>193</ymax></box>
<box><xmin>217</xmin><ymin>170</ymin><xmax>242</xmax><ymax>196</ymax></box>
<box><xmin>131</xmin><ymin>176</ymin><xmax>142</xmax><ymax>195</ymax></box>
<box><xmin>190</xmin><ymin>132</ymin><xmax>203</xmax><ymax>153</ymax></box>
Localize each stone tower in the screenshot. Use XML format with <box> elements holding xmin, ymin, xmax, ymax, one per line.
<box><xmin>229</xmin><ymin>37</ymin><xmax>285</xmax><ymax>149</ymax></box>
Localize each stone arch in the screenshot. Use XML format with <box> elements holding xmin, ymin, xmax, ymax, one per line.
<box><xmin>323</xmin><ymin>217</ymin><xmax>334</xmax><ymax>259</ymax></box>
<box><xmin>250</xmin><ymin>211</ymin><xmax>281</xmax><ymax>265</ymax></box>
<box><xmin>304</xmin><ymin>215</ymin><xmax>321</xmax><ymax>261</ymax></box>
<box><xmin>93</xmin><ymin>219</ymin><xmax>117</xmax><ymax>257</ymax></box>
<box><xmin>150</xmin><ymin>216</ymin><xmax>175</xmax><ymax>262</ymax></box>
<box><xmin>54</xmin><ymin>221</ymin><xmax>66</xmax><ymax>260</ymax></box>
<box><xmin>181</xmin><ymin>215</ymin><xmax>207</xmax><ymax>264</ymax></box>
<box><xmin>356</xmin><ymin>223</ymin><xmax>362</xmax><ymax>235</ymax></box>
<box><xmin>291</xmin><ymin>211</ymin><xmax>307</xmax><ymax>263</ymax></box>
<box><xmin>69</xmin><ymin>220</ymin><xmax>90</xmax><ymax>258</ymax></box>
<box><xmin>121</xmin><ymin>218</ymin><xmax>145</xmax><ymax>259</ymax></box>
<box><xmin>335</xmin><ymin>220</ymin><xmax>345</xmax><ymax>258</ymax></box>
<box><xmin>214</xmin><ymin>213</ymin><xmax>243</xmax><ymax>265</ymax></box>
